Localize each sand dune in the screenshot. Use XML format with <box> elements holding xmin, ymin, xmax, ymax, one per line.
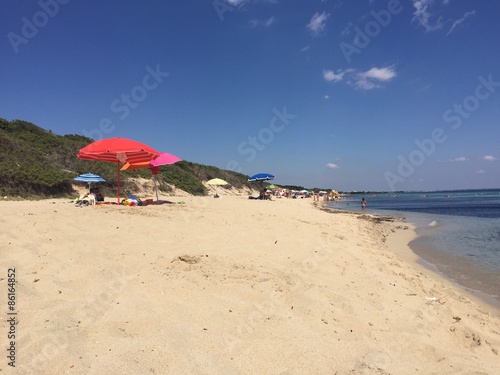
<box><xmin>1</xmin><ymin>195</ymin><xmax>498</xmax><ymax>374</ymax></box>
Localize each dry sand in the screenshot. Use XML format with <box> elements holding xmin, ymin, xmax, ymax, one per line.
<box><xmin>0</xmin><ymin>194</ymin><xmax>499</xmax><ymax>374</ymax></box>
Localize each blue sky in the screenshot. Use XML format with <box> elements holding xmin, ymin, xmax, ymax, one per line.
<box><xmin>2</xmin><ymin>0</ymin><xmax>499</xmax><ymax>191</ymax></box>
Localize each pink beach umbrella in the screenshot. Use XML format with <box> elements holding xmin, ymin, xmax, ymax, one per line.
<box><xmin>121</xmin><ymin>152</ymin><xmax>182</xmax><ymax>202</ymax></box>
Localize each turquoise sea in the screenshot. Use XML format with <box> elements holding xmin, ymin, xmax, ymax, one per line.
<box><xmin>326</xmin><ymin>189</ymin><xmax>500</xmax><ymax>306</ymax></box>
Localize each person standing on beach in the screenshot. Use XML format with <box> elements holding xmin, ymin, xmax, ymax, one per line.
<box><xmin>361</xmin><ymin>197</ymin><xmax>366</xmax><ymax>209</ymax></box>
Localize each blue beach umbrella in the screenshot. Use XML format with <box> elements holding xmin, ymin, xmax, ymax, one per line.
<box><xmin>74</xmin><ymin>173</ymin><xmax>106</xmax><ymax>192</ymax></box>
<box><xmin>248</xmin><ymin>173</ymin><xmax>275</xmax><ymax>182</ymax></box>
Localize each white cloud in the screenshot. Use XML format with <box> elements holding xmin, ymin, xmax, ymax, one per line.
<box><xmin>483</xmin><ymin>155</ymin><xmax>497</xmax><ymax>161</ymax></box>
<box><xmin>447</xmin><ymin>10</ymin><xmax>475</xmax><ymax>36</ymax></box>
<box><xmin>249</xmin><ymin>16</ymin><xmax>275</xmax><ymax>27</ymax></box>
<box><xmin>326</xmin><ymin>163</ymin><xmax>339</xmax><ymax>169</ymax></box>
<box><xmin>226</xmin><ymin>0</ymin><xmax>246</xmax><ymax>6</ymax></box>
<box><xmin>323</xmin><ymin>69</ymin><xmax>345</xmax><ymax>82</ymax></box>
<box><xmin>476</xmin><ymin>170</ymin><xmax>486</xmax><ymax>174</ymax></box>
<box><xmin>412</xmin><ymin>0</ymin><xmax>443</xmax><ymax>32</ymax></box>
<box><xmin>307</xmin><ymin>12</ymin><xmax>330</xmax><ymax>35</ymax></box>
<box><xmin>323</xmin><ymin>66</ymin><xmax>396</xmax><ymax>90</ymax></box>
<box><xmin>264</xmin><ymin>16</ymin><xmax>275</xmax><ymax>26</ymax></box>
<box><xmin>440</xmin><ymin>156</ymin><xmax>468</xmax><ymax>163</ymax></box>
<box><xmin>355</xmin><ymin>66</ymin><xmax>397</xmax><ymax>90</ymax></box>
<box><xmin>324</xmin><ymin>95</ymin><xmax>330</xmax><ymax>100</ymax></box>
<box><xmin>355</xmin><ymin>78</ymin><xmax>377</xmax><ymax>90</ymax></box>
<box><xmin>360</xmin><ymin>67</ymin><xmax>397</xmax><ymax>81</ymax></box>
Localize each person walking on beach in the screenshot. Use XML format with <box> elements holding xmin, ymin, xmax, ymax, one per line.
<box><xmin>361</xmin><ymin>197</ymin><xmax>366</xmax><ymax>210</ymax></box>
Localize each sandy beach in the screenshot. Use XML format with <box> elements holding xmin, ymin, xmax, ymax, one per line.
<box><xmin>1</xmin><ymin>194</ymin><xmax>499</xmax><ymax>374</ymax></box>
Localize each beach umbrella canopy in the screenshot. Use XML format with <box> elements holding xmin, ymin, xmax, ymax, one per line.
<box><xmin>150</xmin><ymin>152</ymin><xmax>182</xmax><ymax>168</ymax></box>
<box><xmin>267</xmin><ymin>184</ymin><xmax>279</xmax><ymax>189</ymax></box>
<box><xmin>121</xmin><ymin>152</ymin><xmax>182</xmax><ymax>202</ymax></box>
<box><xmin>207</xmin><ymin>178</ymin><xmax>228</xmax><ymax>186</ymax></box>
<box><xmin>77</xmin><ymin>137</ymin><xmax>160</xmax><ymax>204</ymax></box>
<box><xmin>74</xmin><ymin>173</ymin><xmax>105</xmax><ymax>183</ymax></box>
<box><xmin>77</xmin><ymin>137</ymin><xmax>159</xmax><ymax>164</ymax></box>
<box><xmin>207</xmin><ymin>178</ymin><xmax>228</xmax><ymax>197</ymax></box>
<box><xmin>121</xmin><ymin>152</ymin><xmax>182</xmax><ymax>174</ymax></box>
<box><xmin>248</xmin><ymin>173</ymin><xmax>275</xmax><ymax>182</ymax></box>
<box><xmin>74</xmin><ymin>173</ymin><xmax>105</xmax><ymax>193</ymax></box>
<box><xmin>122</xmin><ymin>152</ymin><xmax>182</xmax><ymax>174</ymax></box>
<box><xmin>120</xmin><ymin>161</ymin><xmax>152</xmax><ymax>171</ymax></box>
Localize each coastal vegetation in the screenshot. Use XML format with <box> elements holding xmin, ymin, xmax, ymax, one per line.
<box><xmin>0</xmin><ymin>118</ymin><xmax>259</xmax><ymax>198</ymax></box>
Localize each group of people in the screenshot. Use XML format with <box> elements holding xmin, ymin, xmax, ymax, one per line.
<box><xmin>248</xmin><ymin>189</ymin><xmax>273</xmax><ymax>200</ymax></box>
<box><xmin>249</xmin><ymin>188</ymin><xmax>347</xmax><ymax>202</ymax></box>
<box><xmin>75</xmin><ymin>187</ymin><xmax>105</xmax><ymax>206</ymax></box>
<box><xmin>248</xmin><ymin>188</ymin><xmax>367</xmax><ymax>209</ymax></box>
<box><xmin>313</xmin><ymin>191</ymin><xmax>340</xmax><ymax>202</ymax></box>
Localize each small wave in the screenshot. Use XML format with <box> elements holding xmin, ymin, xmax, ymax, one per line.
<box><xmin>428</xmin><ymin>220</ymin><xmax>439</xmax><ymax>227</ymax></box>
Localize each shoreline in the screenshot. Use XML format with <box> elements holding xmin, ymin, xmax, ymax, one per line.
<box><xmin>1</xmin><ymin>197</ymin><xmax>499</xmax><ymax>374</ymax></box>
<box><xmin>325</xmin><ymin>202</ymin><xmax>500</xmax><ymax>311</ymax></box>
<box><xmin>409</xmin><ymin>238</ymin><xmax>500</xmax><ymax>309</ymax></box>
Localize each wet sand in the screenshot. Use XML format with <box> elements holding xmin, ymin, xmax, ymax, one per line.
<box><xmin>409</xmin><ymin>239</ymin><xmax>500</xmax><ymax>308</ymax></box>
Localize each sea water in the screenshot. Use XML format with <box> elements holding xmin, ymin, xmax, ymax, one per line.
<box><xmin>326</xmin><ymin>189</ymin><xmax>500</xmax><ymax>305</ymax></box>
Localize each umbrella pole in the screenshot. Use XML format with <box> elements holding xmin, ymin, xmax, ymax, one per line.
<box><xmin>154</xmin><ymin>176</ymin><xmax>159</xmax><ymax>203</ymax></box>
<box><xmin>117</xmin><ymin>163</ymin><xmax>121</xmax><ymax>205</ymax></box>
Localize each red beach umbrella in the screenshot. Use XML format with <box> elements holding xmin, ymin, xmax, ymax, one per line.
<box><xmin>77</xmin><ymin>137</ymin><xmax>160</xmax><ymax>204</ymax></box>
